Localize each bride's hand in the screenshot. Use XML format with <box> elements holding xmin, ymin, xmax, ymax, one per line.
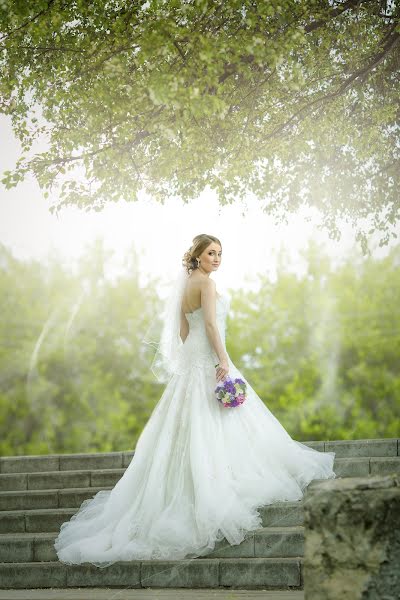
<box><xmin>215</xmin><ymin>358</ymin><xmax>229</xmax><ymax>383</ymax></box>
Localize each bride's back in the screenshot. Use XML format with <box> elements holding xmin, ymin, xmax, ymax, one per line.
<box><xmin>181</xmin><ymin>275</ymin><xmax>203</xmax><ymax>314</ymax></box>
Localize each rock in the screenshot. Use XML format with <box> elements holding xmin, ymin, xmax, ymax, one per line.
<box><xmin>303</xmin><ymin>474</ymin><xmax>400</xmax><ymax>600</ymax></box>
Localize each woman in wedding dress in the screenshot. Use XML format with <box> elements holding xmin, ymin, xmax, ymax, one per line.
<box><xmin>54</xmin><ymin>233</ymin><xmax>336</xmax><ymax>567</ymax></box>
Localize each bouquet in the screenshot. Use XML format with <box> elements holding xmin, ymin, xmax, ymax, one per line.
<box><xmin>214</xmin><ymin>367</ymin><xmax>247</xmax><ymax>408</ymax></box>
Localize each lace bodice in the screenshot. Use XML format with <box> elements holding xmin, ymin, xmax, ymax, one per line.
<box><xmin>177</xmin><ymin>293</ymin><xmax>231</xmax><ymax>372</ymax></box>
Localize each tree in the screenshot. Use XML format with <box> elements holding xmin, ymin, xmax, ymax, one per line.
<box><xmin>0</xmin><ymin>0</ymin><xmax>399</xmax><ymax>251</ymax></box>
<box><xmin>0</xmin><ymin>239</ymin><xmax>163</xmax><ymax>455</ymax></box>
<box><xmin>227</xmin><ymin>240</ymin><xmax>400</xmax><ymax>440</ymax></box>
<box><xmin>0</xmin><ymin>238</ymin><xmax>399</xmax><ymax>453</ymax></box>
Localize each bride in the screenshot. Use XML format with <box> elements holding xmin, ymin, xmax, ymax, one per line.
<box><xmin>54</xmin><ymin>233</ymin><xmax>336</xmax><ymax>567</ymax></box>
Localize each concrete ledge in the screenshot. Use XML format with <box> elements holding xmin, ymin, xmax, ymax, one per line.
<box><xmin>0</xmin><ymin>501</ymin><xmax>305</xmax><ymax>534</ymax></box>
<box><xmin>1</xmin><ymin>440</ymin><xmax>398</xmax><ymax>474</ymax></box>
<box><xmin>0</xmin><ymin>490</ymin><xmax>59</xmax><ymax>512</ymax></box>
<box><xmin>0</xmin><ymin>453</ymin><xmax>135</xmax><ymax>475</ymax></box>
<box><xmin>58</xmin><ymin>488</ymin><xmax>112</xmax><ymax>509</ymax></box>
<box><xmin>219</xmin><ymin>558</ymin><xmax>301</xmax><ymax>588</ymax></box>
<box><xmin>0</xmin><ymin>562</ymin><xmax>67</xmax><ymax>589</ymax></box>
<box><xmin>0</xmin><ymin>457</ymin><xmax>60</xmax><ymax>475</ymax></box>
<box><xmin>254</xmin><ymin>527</ymin><xmax>304</xmax><ymax>558</ymax></box>
<box><xmin>0</xmin><ymin>589</ymin><xmax>306</xmax><ymax>599</ymax></box>
<box><xmin>0</xmin><ymin>487</ymin><xmax>113</xmax><ymax>512</ymax></box>
<box><xmin>324</xmin><ymin>439</ymin><xmax>398</xmax><ymax>457</ymax></box>
<box><xmin>0</xmin><ymin>536</ymin><xmax>33</xmax><ymax>562</ymax></box>
<box><xmin>0</xmin><ymin>471</ymin><xmax>118</xmax><ymax>493</ymax></box>
<box><xmin>0</xmin><ymin>527</ymin><xmax>306</xmax><ymax>562</ymax></box>
<box><xmin>259</xmin><ymin>502</ymin><xmax>304</xmax><ymax>528</ymax></box>
<box><xmin>0</xmin><ymin>559</ymin><xmax>303</xmax><ymax>589</ymax></box>
<box><xmin>26</xmin><ymin>508</ymin><xmax>75</xmax><ymax>534</ymax></box>
<box><xmin>66</xmin><ymin>561</ymin><xmax>141</xmax><ymax>588</ymax></box>
<box><xmin>3</xmin><ymin>457</ymin><xmax>399</xmax><ymax>494</ymax></box>
<box><xmin>141</xmin><ymin>559</ymin><xmax>218</xmax><ymax>588</ymax></box>
<box><xmin>370</xmin><ymin>457</ymin><xmax>400</xmax><ymax>475</ymax></box>
<box><xmin>332</xmin><ymin>457</ymin><xmax>370</xmax><ymax>477</ymax></box>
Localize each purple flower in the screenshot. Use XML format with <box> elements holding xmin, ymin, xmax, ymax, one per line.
<box><xmin>215</xmin><ymin>375</ymin><xmax>247</xmax><ymax>408</ymax></box>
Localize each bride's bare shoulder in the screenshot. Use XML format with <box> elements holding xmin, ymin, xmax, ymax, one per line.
<box><xmin>187</xmin><ymin>274</ymin><xmax>217</xmax><ymax>299</ymax></box>
<box><xmin>200</xmin><ymin>277</ymin><xmax>216</xmax><ymax>297</ymax></box>
<box><xmin>188</xmin><ymin>272</ymin><xmax>212</xmax><ymax>285</ymax></box>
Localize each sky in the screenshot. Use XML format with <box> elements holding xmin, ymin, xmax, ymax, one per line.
<box><xmin>0</xmin><ymin>114</ymin><xmax>397</xmax><ymax>298</ymax></box>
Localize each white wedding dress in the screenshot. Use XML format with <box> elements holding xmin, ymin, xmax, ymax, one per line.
<box><xmin>54</xmin><ymin>292</ymin><xmax>336</xmax><ymax>567</ymax></box>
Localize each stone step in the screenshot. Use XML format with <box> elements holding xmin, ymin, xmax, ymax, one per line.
<box><xmin>0</xmin><ymin>486</ymin><xmax>113</xmax><ymax>512</ymax></box>
<box><xmin>0</xmin><ymin>452</ymin><xmax>133</xmax><ymax>475</ymax></box>
<box><xmin>0</xmin><ymin>591</ymin><xmax>306</xmax><ymax>599</ymax></box>
<box><xmin>0</xmin><ymin>558</ymin><xmax>303</xmax><ymax>589</ymax></box>
<box><xmin>1</xmin><ymin>457</ymin><xmax>399</xmax><ymax>494</ymax></box>
<box><xmin>1</xmin><ymin>439</ymin><xmax>398</xmax><ymax>474</ymax></box>
<box><xmin>0</xmin><ymin>500</ymin><xmax>304</xmax><ymax>533</ymax></box>
<box><xmin>0</xmin><ymin>469</ymin><xmax>117</xmax><ymax>493</ymax></box>
<box><xmin>0</xmin><ymin>526</ymin><xmax>304</xmax><ymax>563</ymax></box>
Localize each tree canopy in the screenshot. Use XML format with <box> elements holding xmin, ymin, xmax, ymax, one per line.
<box><xmin>1</xmin><ymin>0</ymin><xmax>399</xmax><ymax>250</ymax></box>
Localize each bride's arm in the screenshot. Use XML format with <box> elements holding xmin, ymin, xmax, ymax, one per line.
<box><xmin>180</xmin><ymin>308</ymin><xmax>189</xmax><ymax>343</ymax></box>
<box><xmin>201</xmin><ymin>279</ymin><xmax>228</xmax><ymax>363</ymax></box>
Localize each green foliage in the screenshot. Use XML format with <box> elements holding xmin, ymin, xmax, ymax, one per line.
<box><xmin>0</xmin><ymin>238</ymin><xmax>399</xmax><ymax>455</ymax></box>
<box><xmin>0</xmin><ymin>239</ymin><xmax>163</xmax><ymax>455</ymax></box>
<box><xmin>1</xmin><ymin>1</ymin><xmax>399</xmax><ymax>250</ymax></box>
<box><xmin>226</xmin><ymin>240</ymin><xmax>400</xmax><ymax>440</ymax></box>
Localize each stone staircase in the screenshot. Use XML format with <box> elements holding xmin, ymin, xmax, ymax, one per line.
<box><xmin>0</xmin><ymin>438</ymin><xmax>399</xmax><ymax>590</ymax></box>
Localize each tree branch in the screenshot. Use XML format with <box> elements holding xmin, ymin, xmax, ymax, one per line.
<box><xmin>303</xmin><ymin>0</ymin><xmax>375</xmax><ymax>33</ymax></box>
<box><xmin>262</xmin><ymin>25</ymin><xmax>400</xmax><ymax>143</ymax></box>
<box><xmin>31</xmin><ymin>130</ymin><xmax>151</xmax><ymax>170</ymax></box>
<box><xmin>0</xmin><ymin>45</ymin><xmax>87</xmax><ymax>53</ymax></box>
<box><xmin>0</xmin><ymin>1</ymin><xmax>55</xmax><ymax>43</ymax></box>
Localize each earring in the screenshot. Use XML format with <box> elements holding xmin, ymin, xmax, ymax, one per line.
<box><xmin>196</xmin><ymin>258</ymin><xmax>200</xmax><ymax>267</ymax></box>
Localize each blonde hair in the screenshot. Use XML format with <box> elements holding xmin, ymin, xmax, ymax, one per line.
<box><xmin>182</xmin><ymin>234</ymin><xmax>222</xmax><ymax>275</ymax></box>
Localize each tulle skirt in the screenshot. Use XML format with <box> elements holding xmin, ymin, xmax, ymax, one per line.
<box><xmin>54</xmin><ymin>356</ymin><xmax>335</xmax><ymax>567</ymax></box>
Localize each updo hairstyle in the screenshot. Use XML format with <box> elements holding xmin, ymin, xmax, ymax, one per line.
<box><xmin>182</xmin><ymin>234</ymin><xmax>222</xmax><ymax>275</ymax></box>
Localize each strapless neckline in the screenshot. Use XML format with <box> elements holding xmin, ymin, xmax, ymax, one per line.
<box><xmin>184</xmin><ymin>293</ymin><xmax>227</xmax><ymax>316</ymax></box>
